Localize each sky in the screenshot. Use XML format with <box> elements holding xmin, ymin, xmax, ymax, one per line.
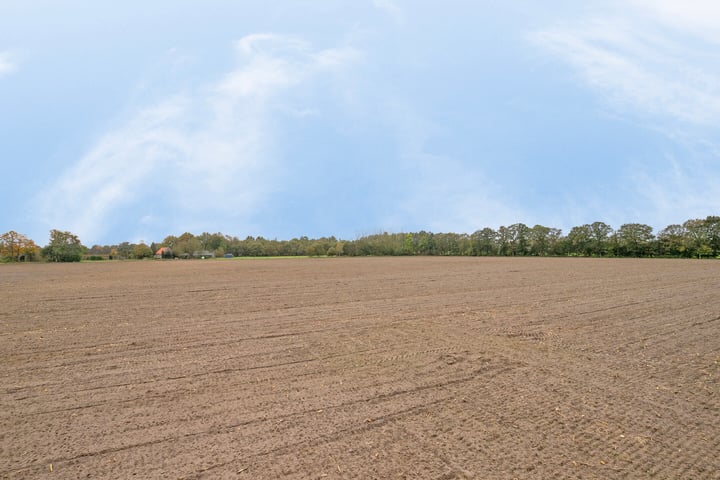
<box><xmin>1</xmin><ymin>1</ymin><xmax>719</xmax><ymax>246</ymax></box>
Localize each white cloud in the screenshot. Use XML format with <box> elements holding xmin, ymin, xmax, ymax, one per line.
<box><xmin>0</xmin><ymin>51</ymin><xmax>17</xmax><ymax>76</ymax></box>
<box><xmin>531</xmin><ymin>4</ymin><xmax>720</xmax><ymax>228</ymax></box>
<box><xmin>373</xmin><ymin>0</ymin><xmax>404</xmax><ymax>23</ymax></box>
<box><xmin>531</xmin><ymin>17</ymin><xmax>720</xmax><ymax>128</ymax></box>
<box><xmin>630</xmin><ymin>0</ymin><xmax>720</xmax><ymax>43</ymax></box>
<box><xmin>36</xmin><ymin>34</ymin><xmax>360</xmax><ymax>243</ymax></box>
<box><xmin>235</xmin><ymin>34</ymin><xmax>309</xmax><ymax>56</ymax></box>
<box><xmin>219</xmin><ymin>34</ymin><xmax>360</xmax><ymax>100</ymax></box>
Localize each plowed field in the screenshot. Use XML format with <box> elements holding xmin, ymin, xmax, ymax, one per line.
<box><xmin>1</xmin><ymin>257</ymin><xmax>718</xmax><ymax>479</ymax></box>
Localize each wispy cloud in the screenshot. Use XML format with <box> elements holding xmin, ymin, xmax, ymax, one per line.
<box><xmin>0</xmin><ymin>51</ymin><xmax>17</xmax><ymax>76</ymax></box>
<box><xmin>630</xmin><ymin>0</ymin><xmax>720</xmax><ymax>43</ymax></box>
<box><xmin>372</xmin><ymin>0</ymin><xmax>404</xmax><ymax>23</ymax></box>
<box><xmin>531</xmin><ymin>17</ymin><xmax>720</xmax><ymax>128</ymax></box>
<box><xmin>531</xmin><ymin>3</ymin><xmax>720</xmax><ymax>226</ymax></box>
<box><xmin>35</xmin><ymin>35</ymin><xmax>361</xmax><ymax>243</ymax></box>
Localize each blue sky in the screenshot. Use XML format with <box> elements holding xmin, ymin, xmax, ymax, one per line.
<box><xmin>2</xmin><ymin>1</ymin><xmax>719</xmax><ymax>246</ymax></box>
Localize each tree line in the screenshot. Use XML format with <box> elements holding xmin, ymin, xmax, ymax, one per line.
<box><xmin>0</xmin><ymin>229</ymin><xmax>85</xmax><ymax>262</ymax></box>
<box><xmin>1</xmin><ymin>216</ymin><xmax>719</xmax><ymax>262</ymax></box>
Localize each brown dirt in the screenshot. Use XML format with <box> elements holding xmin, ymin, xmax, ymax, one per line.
<box><xmin>1</xmin><ymin>257</ymin><xmax>718</xmax><ymax>479</ymax></box>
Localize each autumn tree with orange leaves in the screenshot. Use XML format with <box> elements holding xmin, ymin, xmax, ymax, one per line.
<box><xmin>0</xmin><ymin>231</ymin><xmax>40</xmax><ymax>262</ymax></box>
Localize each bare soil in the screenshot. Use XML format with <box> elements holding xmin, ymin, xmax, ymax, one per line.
<box><xmin>1</xmin><ymin>257</ymin><xmax>718</xmax><ymax>479</ymax></box>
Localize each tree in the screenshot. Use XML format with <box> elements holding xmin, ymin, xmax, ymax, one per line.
<box><xmin>457</xmin><ymin>233</ymin><xmax>473</xmax><ymax>256</ymax></box>
<box><xmin>615</xmin><ymin>224</ymin><xmax>655</xmax><ymax>257</ymax></box>
<box><xmin>88</xmin><ymin>244</ymin><xmax>112</xmax><ymax>255</ymax></box>
<box><xmin>496</xmin><ymin>226</ymin><xmax>511</xmax><ymax>256</ymax></box>
<box><xmin>435</xmin><ymin>233</ymin><xmax>460</xmax><ymax>256</ymax></box>
<box><xmin>588</xmin><ymin>222</ymin><xmax>613</xmax><ymax>256</ymax></box>
<box><xmin>705</xmin><ymin>216</ymin><xmax>720</xmax><ymax>256</ymax></box>
<box><xmin>683</xmin><ymin>218</ymin><xmax>707</xmax><ymax>258</ymax></box>
<box><xmin>683</xmin><ymin>216</ymin><xmax>720</xmax><ymax>258</ymax></box>
<box><xmin>507</xmin><ymin>223</ymin><xmax>530</xmax><ymax>256</ymax></box>
<box><xmin>132</xmin><ymin>243</ymin><xmax>153</xmax><ymax>259</ymax></box>
<box><xmin>696</xmin><ymin>244</ymin><xmax>714</xmax><ymax>259</ymax></box>
<box><xmin>416</xmin><ymin>231</ymin><xmax>435</xmax><ymax>255</ymax></box>
<box><xmin>528</xmin><ymin>225</ymin><xmax>561</xmax><ymax>256</ymax></box>
<box><xmin>161</xmin><ymin>235</ymin><xmax>178</xmax><ymax>248</ymax></box>
<box><xmin>114</xmin><ymin>242</ymin><xmax>133</xmax><ymax>259</ymax></box>
<box><xmin>42</xmin><ymin>230</ymin><xmax>85</xmax><ymax>262</ymax></box>
<box><xmin>204</xmin><ymin>232</ymin><xmax>229</xmax><ymax>254</ymax></box>
<box><xmin>567</xmin><ymin>225</ymin><xmax>592</xmax><ymax>256</ymax></box>
<box><xmin>657</xmin><ymin>224</ymin><xmax>688</xmax><ymax>257</ymax></box>
<box><xmin>306</xmin><ymin>241</ymin><xmax>327</xmax><ymax>257</ymax></box>
<box><xmin>402</xmin><ymin>233</ymin><xmax>415</xmax><ymax>255</ymax></box>
<box><xmin>0</xmin><ymin>231</ymin><xmax>39</xmax><ymax>261</ymax></box>
<box><xmin>472</xmin><ymin>228</ymin><xmax>497</xmax><ymax>256</ymax></box>
<box><xmin>333</xmin><ymin>240</ymin><xmax>345</xmax><ymax>256</ymax></box>
<box><xmin>173</xmin><ymin>233</ymin><xmax>202</xmax><ymax>257</ymax></box>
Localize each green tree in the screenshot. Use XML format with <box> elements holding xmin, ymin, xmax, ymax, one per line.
<box><xmin>132</xmin><ymin>243</ymin><xmax>153</xmax><ymax>259</ymax></box>
<box><xmin>705</xmin><ymin>216</ymin><xmax>720</xmax><ymax>255</ymax></box>
<box><xmin>436</xmin><ymin>233</ymin><xmax>460</xmax><ymax>255</ymax></box>
<box><xmin>341</xmin><ymin>239</ymin><xmax>357</xmax><ymax>256</ymax></box>
<box><xmin>416</xmin><ymin>231</ymin><xmax>435</xmax><ymax>255</ymax></box>
<box><xmin>174</xmin><ymin>233</ymin><xmax>202</xmax><ymax>257</ymax></box>
<box><xmin>683</xmin><ymin>216</ymin><xmax>720</xmax><ymax>258</ymax></box>
<box><xmin>528</xmin><ymin>225</ymin><xmax>561</xmax><ymax>256</ymax></box>
<box><xmin>657</xmin><ymin>224</ymin><xmax>688</xmax><ymax>257</ymax></box>
<box><xmin>42</xmin><ymin>230</ymin><xmax>85</xmax><ymax>262</ymax></box>
<box><xmin>588</xmin><ymin>222</ymin><xmax>613</xmax><ymax>256</ymax></box>
<box><xmin>615</xmin><ymin>223</ymin><xmax>655</xmax><ymax>257</ymax></box>
<box><xmin>458</xmin><ymin>233</ymin><xmax>473</xmax><ymax>256</ymax></box>
<box><xmin>472</xmin><ymin>228</ymin><xmax>497</xmax><ymax>256</ymax></box>
<box><xmin>306</xmin><ymin>242</ymin><xmax>326</xmax><ymax>257</ymax></box>
<box><xmin>507</xmin><ymin>223</ymin><xmax>530</xmax><ymax>256</ymax></box>
<box><xmin>403</xmin><ymin>233</ymin><xmax>415</xmax><ymax>255</ymax></box>
<box><xmin>161</xmin><ymin>235</ymin><xmax>178</xmax><ymax>249</ymax></box>
<box><xmin>206</xmin><ymin>232</ymin><xmax>229</xmax><ymax>254</ymax></box>
<box><xmin>696</xmin><ymin>244</ymin><xmax>714</xmax><ymax>259</ymax></box>
<box><xmin>683</xmin><ymin>218</ymin><xmax>707</xmax><ymax>258</ymax></box>
<box><xmin>282</xmin><ymin>237</ymin><xmax>308</xmax><ymax>256</ymax></box>
<box><xmin>566</xmin><ymin>225</ymin><xmax>592</xmax><ymax>256</ymax></box>
<box><xmin>496</xmin><ymin>226</ymin><xmax>511</xmax><ymax>256</ymax></box>
<box><xmin>115</xmin><ymin>242</ymin><xmax>133</xmax><ymax>259</ymax></box>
